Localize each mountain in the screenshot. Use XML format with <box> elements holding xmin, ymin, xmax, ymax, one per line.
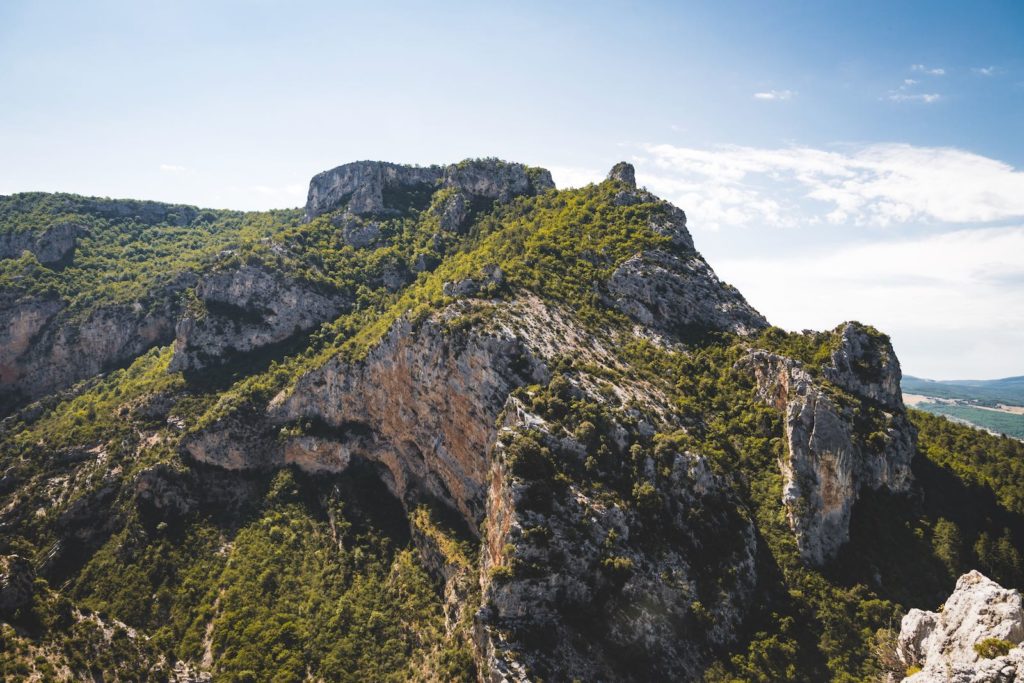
<box><xmin>1</xmin><ymin>159</ymin><xmax>1022</xmax><ymax>682</ymax></box>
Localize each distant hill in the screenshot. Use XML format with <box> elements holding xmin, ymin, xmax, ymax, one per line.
<box><xmin>902</xmin><ymin>374</ymin><xmax>1024</xmax><ymax>439</ymax></box>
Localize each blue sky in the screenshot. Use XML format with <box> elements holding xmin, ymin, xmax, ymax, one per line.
<box><xmin>1</xmin><ymin>0</ymin><xmax>1023</xmax><ymax>378</ymax></box>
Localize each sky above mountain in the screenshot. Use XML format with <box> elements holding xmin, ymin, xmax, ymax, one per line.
<box><xmin>1</xmin><ymin>0</ymin><xmax>1022</xmax><ymax>379</ymax></box>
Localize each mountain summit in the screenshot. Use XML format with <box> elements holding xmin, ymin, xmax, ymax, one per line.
<box><xmin>0</xmin><ymin>159</ymin><xmax>1021</xmax><ymax>681</ymax></box>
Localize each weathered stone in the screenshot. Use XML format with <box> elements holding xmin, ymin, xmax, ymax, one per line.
<box><xmin>134</xmin><ymin>464</ymin><xmax>197</xmax><ymax>523</ymax></box>
<box><xmin>306</xmin><ymin>161</ymin><xmax>443</xmax><ymax>220</ymax></box>
<box><xmin>606</xmin><ymin>161</ymin><xmax>636</xmax><ymax>188</ymax></box>
<box><xmin>824</xmin><ymin>322</ymin><xmax>904</xmax><ymax>410</ymax></box>
<box><xmin>442</xmin><ymin>264</ymin><xmax>505</xmax><ymax>298</ymax></box>
<box><xmin>739</xmin><ymin>348</ymin><xmax>915</xmax><ymax>565</ymax></box>
<box><xmin>170</xmin><ymin>264</ymin><xmax>349</xmax><ymax>373</ymax></box>
<box><xmin>476</xmin><ymin>398</ymin><xmax>759</xmax><ymax>682</ymax></box>
<box><xmin>0</xmin><ymin>222</ymin><xmax>82</xmax><ymax>267</ymax></box>
<box><xmin>606</xmin><ymin>250</ymin><xmax>768</xmax><ymax>338</ymax></box>
<box><xmin>305</xmin><ymin>158</ymin><xmax>555</xmax><ymax>224</ymax></box>
<box><xmin>898</xmin><ymin>571</ymin><xmax>1024</xmax><ymax>682</ymax></box>
<box><xmin>0</xmin><ymin>291</ymin><xmax>182</xmax><ymax>414</ymax></box>
<box><xmin>0</xmin><ymin>554</ymin><xmax>35</xmax><ymax>615</ymax></box>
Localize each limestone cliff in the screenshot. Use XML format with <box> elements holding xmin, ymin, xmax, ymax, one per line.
<box><xmin>305</xmin><ymin>158</ymin><xmax>554</xmax><ymax>227</ymax></box>
<box><xmin>739</xmin><ymin>324</ymin><xmax>915</xmax><ymax>566</ymax></box>
<box><xmin>170</xmin><ymin>264</ymin><xmax>349</xmax><ymax>373</ymax></box>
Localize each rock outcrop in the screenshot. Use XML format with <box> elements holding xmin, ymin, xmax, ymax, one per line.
<box><xmin>607</xmin><ymin>250</ymin><xmax>768</xmax><ymax>338</ymax></box>
<box><xmin>898</xmin><ymin>571</ymin><xmax>1024</xmax><ymax>682</ymax></box>
<box><xmin>606</xmin><ymin>161</ymin><xmax>637</xmax><ymax>188</ymax></box>
<box><xmin>264</xmin><ymin>301</ymin><xmax>551</xmax><ymax>525</ymax></box>
<box><xmin>740</xmin><ymin>332</ymin><xmax>915</xmax><ymax>565</ymax></box>
<box><xmin>0</xmin><ymin>222</ymin><xmax>81</xmax><ymax>267</ymax></box>
<box><xmin>0</xmin><ymin>554</ymin><xmax>35</xmax><ymax>615</ymax></box>
<box><xmin>824</xmin><ymin>322</ymin><xmax>904</xmax><ymax>410</ymax></box>
<box><xmin>169</xmin><ymin>264</ymin><xmax>349</xmax><ymax>373</ymax></box>
<box><xmin>305</xmin><ymin>159</ymin><xmax>555</xmax><ymax>227</ymax></box>
<box><xmin>0</xmin><ymin>292</ymin><xmax>182</xmax><ymax>413</ymax></box>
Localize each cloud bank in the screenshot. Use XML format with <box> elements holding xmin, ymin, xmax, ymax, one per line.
<box><xmin>638</xmin><ymin>143</ymin><xmax>1024</xmax><ymax>230</ymax></box>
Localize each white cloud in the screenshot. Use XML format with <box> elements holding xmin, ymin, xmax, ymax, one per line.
<box><xmin>712</xmin><ymin>226</ymin><xmax>1024</xmax><ymax>378</ymax></box>
<box><xmin>548</xmin><ymin>165</ymin><xmax>604</xmax><ymax>189</ymax></box>
<box><xmin>911</xmin><ymin>64</ymin><xmax>946</xmax><ymax>76</ymax></box>
<box><xmin>159</xmin><ymin>163</ymin><xmax>188</xmax><ymax>173</ymax></box>
<box><xmin>888</xmin><ymin>92</ymin><xmax>941</xmax><ymax>103</ymax></box>
<box><xmin>973</xmin><ymin>66</ymin><xmax>996</xmax><ymax>76</ymax></box>
<box><xmin>637</xmin><ymin>142</ymin><xmax>1024</xmax><ymax>230</ymax></box>
<box><xmin>753</xmin><ymin>89</ymin><xmax>794</xmax><ymax>101</ymax></box>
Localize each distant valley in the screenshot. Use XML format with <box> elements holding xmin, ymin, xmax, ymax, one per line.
<box><xmin>903</xmin><ymin>374</ymin><xmax>1024</xmax><ymax>439</ymax></box>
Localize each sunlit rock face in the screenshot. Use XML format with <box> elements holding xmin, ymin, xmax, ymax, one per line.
<box><xmin>898</xmin><ymin>571</ymin><xmax>1024</xmax><ymax>683</ymax></box>
<box><xmin>740</xmin><ymin>325</ymin><xmax>915</xmax><ymax>566</ymax></box>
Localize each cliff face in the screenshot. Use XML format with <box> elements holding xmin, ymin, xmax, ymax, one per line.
<box><xmin>0</xmin><ymin>291</ymin><xmax>182</xmax><ymax>410</ymax></box>
<box><xmin>740</xmin><ymin>324</ymin><xmax>915</xmax><ymax>566</ymax></box>
<box><xmin>170</xmin><ymin>264</ymin><xmax>350</xmax><ymax>373</ymax></box>
<box><xmin>305</xmin><ymin>158</ymin><xmax>555</xmax><ymax>226</ymax></box>
<box><xmin>0</xmin><ymin>222</ymin><xmax>81</xmax><ymax>267</ymax></box>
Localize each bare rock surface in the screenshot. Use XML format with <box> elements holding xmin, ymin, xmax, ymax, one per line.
<box><xmin>170</xmin><ymin>264</ymin><xmax>349</xmax><ymax>373</ymax></box>
<box><xmin>0</xmin><ymin>221</ymin><xmax>81</xmax><ymax>266</ymax></box>
<box><xmin>740</xmin><ymin>340</ymin><xmax>915</xmax><ymax>565</ymax></box>
<box><xmin>898</xmin><ymin>571</ymin><xmax>1024</xmax><ymax>682</ymax></box>
<box><xmin>305</xmin><ymin>158</ymin><xmax>554</xmax><ymax>224</ymax></box>
<box><xmin>607</xmin><ymin>250</ymin><xmax>768</xmax><ymax>338</ymax></box>
<box><xmin>0</xmin><ymin>554</ymin><xmax>35</xmax><ymax>615</ymax></box>
<box><xmin>0</xmin><ymin>292</ymin><xmax>182</xmax><ymax>412</ymax></box>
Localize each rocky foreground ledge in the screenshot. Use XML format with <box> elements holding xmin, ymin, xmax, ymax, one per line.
<box><xmin>898</xmin><ymin>571</ymin><xmax>1024</xmax><ymax>682</ymax></box>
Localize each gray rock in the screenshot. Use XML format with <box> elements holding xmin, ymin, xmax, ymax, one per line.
<box><xmin>606</xmin><ymin>161</ymin><xmax>636</xmax><ymax>188</ymax></box>
<box><xmin>739</xmin><ymin>348</ymin><xmax>915</xmax><ymax>565</ymax></box>
<box><xmin>442</xmin><ymin>158</ymin><xmax>554</xmax><ymax>202</ymax></box>
<box><xmin>305</xmin><ymin>158</ymin><xmax>555</xmax><ymax>224</ymax></box>
<box><xmin>824</xmin><ymin>322</ymin><xmax>904</xmax><ymax>410</ymax></box>
<box><xmin>134</xmin><ymin>464</ymin><xmax>198</xmax><ymax>523</ymax></box>
<box><xmin>0</xmin><ymin>291</ymin><xmax>182</xmax><ymax>413</ymax></box>
<box><xmin>478</xmin><ymin>404</ymin><xmax>758</xmax><ymax>682</ymax></box>
<box><xmin>169</xmin><ymin>264</ymin><xmax>349</xmax><ymax>372</ymax></box>
<box><xmin>0</xmin><ymin>222</ymin><xmax>82</xmax><ymax>267</ymax></box>
<box><xmin>898</xmin><ymin>571</ymin><xmax>1024</xmax><ymax>682</ymax></box>
<box><xmin>442</xmin><ymin>264</ymin><xmax>505</xmax><ymax>298</ymax></box>
<box><xmin>606</xmin><ymin>250</ymin><xmax>768</xmax><ymax>338</ymax></box>
<box><xmin>0</xmin><ymin>554</ymin><xmax>35</xmax><ymax>615</ymax></box>
<box><xmin>306</xmin><ymin>161</ymin><xmax>443</xmax><ymax>220</ymax></box>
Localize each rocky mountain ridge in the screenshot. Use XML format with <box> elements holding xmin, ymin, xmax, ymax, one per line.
<box><xmin>0</xmin><ymin>159</ymin><xmax>1021</xmax><ymax>682</ymax></box>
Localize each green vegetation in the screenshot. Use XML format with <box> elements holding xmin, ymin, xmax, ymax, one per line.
<box><xmin>2</xmin><ymin>176</ymin><xmax>1023</xmax><ymax>681</ymax></box>
<box><xmin>974</xmin><ymin>637</ymin><xmax>1015</xmax><ymax>659</ymax></box>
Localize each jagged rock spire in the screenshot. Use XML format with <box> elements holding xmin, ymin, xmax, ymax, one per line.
<box><xmin>606</xmin><ymin>161</ymin><xmax>636</xmax><ymax>188</ymax></box>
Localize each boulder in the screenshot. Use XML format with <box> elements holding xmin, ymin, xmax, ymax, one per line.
<box><xmin>898</xmin><ymin>571</ymin><xmax>1024</xmax><ymax>682</ymax></box>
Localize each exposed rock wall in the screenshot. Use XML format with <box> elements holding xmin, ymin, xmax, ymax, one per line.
<box><xmin>169</xmin><ymin>265</ymin><xmax>349</xmax><ymax>373</ymax></box>
<box><xmin>740</xmin><ymin>337</ymin><xmax>915</xmax><ymax>565</ymax></box>
<box><xmin>267</xmin><ymin>307</ymin><xmax>550</xmax><ymax>525</ymax></box>
<box><xmin>305</xmin><ymin>158</ymin><xmax>555</xmax><ymax>224</ymax></box>
<box><xmin>607</xmin><ymin>250</ymin><xmax>768</xmax><ymax>338</ymax></box>
<box><xmin>898</xmin><ymin>571</ymin><xmax>1024</xmax><ymax>682</ymax></box>
<box><xmin>0</xmin><ymin>222</ymin><xmax>81</xmax><ymax>266</ymax></box>
<box><xmin>0</xmin><ymin>294</ymin><xmax>181</xmax><ymax>412</ymax></box>
<box><xmin>476</xmin><ymin>398</ymin><xmax>759</xmax><ymax>682</ymax></box>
